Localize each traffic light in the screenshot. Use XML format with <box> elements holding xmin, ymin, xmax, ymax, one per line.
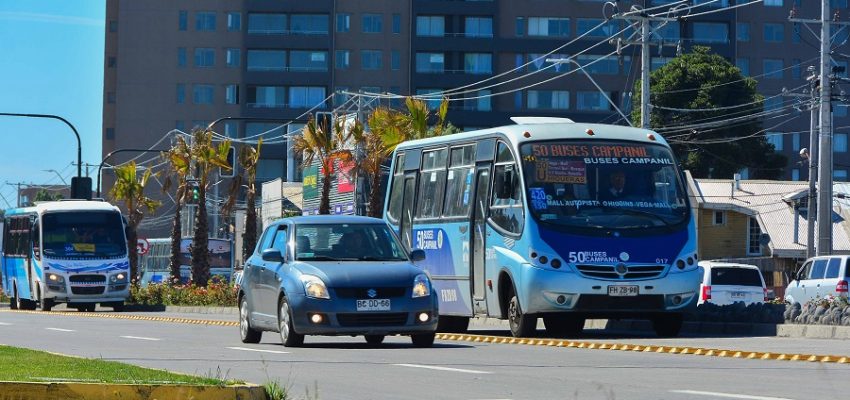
<box><xmin>187</xmin><ymin>181</ymin><xmax>200</xmax><ymax>204</ymax></box>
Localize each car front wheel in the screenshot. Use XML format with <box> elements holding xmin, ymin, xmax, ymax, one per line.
<box><xmin>411</xmin><ymin>333</ymin><xmax>435</xmax><ymax>348</ymax></box>
<box><xmin>239</xmin><ymin>298</ymin><xmax>262</xmax><ymax>344</ymax></box>
<box><xmin>278</xmin><ymin>296</ymin><xmax>304</xmax><ymax>347</ymax></box>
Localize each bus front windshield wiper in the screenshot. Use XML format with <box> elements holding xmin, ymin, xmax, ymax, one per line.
<box><xmin>612</xmin><ymin>208</ymin><xmax>672</xmax><ymax>227</ymax></box>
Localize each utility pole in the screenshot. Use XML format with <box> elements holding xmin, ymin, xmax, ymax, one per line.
<box><xmin>807</xmin><ymin>66</ymin><xmax>819</xmax><ymax>258</ymax></box>
<box><xmin>817</xmin><ymin>0</ymin><xmax>834</xmax><ymax>255</ymax></box>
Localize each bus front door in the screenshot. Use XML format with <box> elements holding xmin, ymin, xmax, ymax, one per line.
<box><xmin>471</xmin><ymin>164</ymin><xmax>491</xmax><ymax>314</ymax></box>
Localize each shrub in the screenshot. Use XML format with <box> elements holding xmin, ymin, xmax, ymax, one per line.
<box><xmin>0</xmin><ymin>288</ymin><xmax>8</xmax><ymax>303</ymax></box>
<box><xmin>128</xmin><ymin>279</ymin><xmax>237</xmax><ymax>307</ymax></box>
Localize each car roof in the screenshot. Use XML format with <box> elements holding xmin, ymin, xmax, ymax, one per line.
<box><xmin>274</xmin><ymin>215</ymin><xmax>387</xmax><ymax>225</ymax></box>
<box><xmin>697</xmin><ymin>261</ymin><xmax>760</xmax><ymax>270</ymax></box>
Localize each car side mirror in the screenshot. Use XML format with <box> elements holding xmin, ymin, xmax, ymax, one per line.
<box><xmin>410</xmin><ymin>249</ymin><xmax>426</xmax><ymax>262</ymax></box>
<box><xmin>261</xmin><ymin>249</ymin><xmax>283</xmax><ymax>263</ymax></box>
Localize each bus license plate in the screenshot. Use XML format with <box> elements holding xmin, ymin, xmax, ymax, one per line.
<box><xmin>356</xmin><ymin>299</ymin><xmax>391</xmax><ymax>311</ymax></box>
<box><xmin>608</xmin><ymin>285</ymin><xmax>639</xmax><ymax>297</ymax></box>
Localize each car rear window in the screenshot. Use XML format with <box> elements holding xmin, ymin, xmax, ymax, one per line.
<box><xmin>710</xmin><ymin>267</ymin><xmax>763</xmax><ymax>287</ymax></box>
<box><xmin>825</xmin><ymin>258</ymin><xmax>842</xmax><ymax>279</ymax></box>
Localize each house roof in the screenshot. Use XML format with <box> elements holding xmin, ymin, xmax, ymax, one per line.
<box><xmin>686</xmin><ymin>172</ymin><xmax>850</xmax><ymax>258</ymax></box>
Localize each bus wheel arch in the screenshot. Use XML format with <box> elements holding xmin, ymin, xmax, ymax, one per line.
<box><xmin>497</xmin><ymin>270</ymin><xmax>515</xmax><ymax>320</ymax></box>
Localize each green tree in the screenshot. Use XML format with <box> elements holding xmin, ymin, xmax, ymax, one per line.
<box><xmin>109</xmin><ymin>162</ymin><xmax>161</xmax><ymax>280</ymax></box>
<box><xmin>161</xmin><ymin>135</ymin><xmax>192</xmax><ymax>285</ymax></box>
<box><xmin>188</xmin><ymin>129</ymin><xmax>232</xmax><ymax>287</ymax></box>
<box><xmin>223</xmin><ymin>139</ymin><xmax>263</xmax><ymax>263</ymax></box>
<box><xmin>33</xmin><ymin>189</ymin><xmax>63</xmax><ymax>203</ymax></box>
<box><xmin>633</xmin><ymin>46</ymin><xmax>786</xmax><ymax>179</ymax></box>
<box><xmin>292</xmin><ymin>116</ymin><xmax>355</xmax><ymax>215</ymax></box>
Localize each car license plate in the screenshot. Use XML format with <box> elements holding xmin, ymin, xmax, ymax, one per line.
<box><xmin>608</xmin><ymin>285</ymin><xmax>639</xmax><ymax>296</ymax></box>
<box><xmin>356</xmin><ymin>299</ymin><xmax>391</xmax><ymax>311</ymax></box>
<box><xmin>731</xmin><ymin>291</ymin><xmax>746</xmax><ymax>298</ymax></box>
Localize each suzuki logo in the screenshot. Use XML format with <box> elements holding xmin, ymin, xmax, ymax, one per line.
<box><xmin>367</xmin><ymin>289</ymin><xmax>377</xmax><ymax>298</ymax></box>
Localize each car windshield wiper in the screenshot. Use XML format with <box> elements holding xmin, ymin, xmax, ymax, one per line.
<box><xmin>357</xmin><ymin>256</ymin><xmax>405</xmax><ymax>261</ymax></box>
<box><xmin>298</xmin><ymin>255</ymin><xmax>344</xmax><ymax>261</ymax></box>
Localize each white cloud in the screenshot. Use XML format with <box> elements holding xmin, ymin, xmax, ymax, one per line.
<box><xmin>0</xmin><ymin>11</ymin><xmax>103</xmax><ymax>27</ymax></box>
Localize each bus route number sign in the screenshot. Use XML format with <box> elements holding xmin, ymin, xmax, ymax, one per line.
<box><xmin>137</xmin><ymin>238</ymin><xmax>150</xmax><ymax>255</ymax></box>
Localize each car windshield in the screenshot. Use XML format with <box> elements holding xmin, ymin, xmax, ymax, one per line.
<box><xmin>41</xmin><ymin>211</ymin><xmax>127</xmax><ymax>258</ymax></box>
<box><xmin>711</xmin><ymin>267</ymin><xmax>763</xmax><ymax>287</ymax></box>
<box><xmin>520</xmin><ymin>140</ymin><xmax>689</xmax><ymax>230</ymax></box>
<box><xmin>294</xmin><ymin>223</ymin><xmax>408</xmax><ymax>262</ymax></box>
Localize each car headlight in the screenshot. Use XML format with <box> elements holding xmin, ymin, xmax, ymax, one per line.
<box><xmin>109</xmin><ymin>273</ymin><xmax>127</xmax><ymax>283</ymax></box>
<box><xmin>300</xmin><ymin>274</ymin><xmax>329</xmax><ymax>299</ymax></box>
<box><xmin>412</xmin><ymin>274</ymin><xmax>431</xmax><ymax>298</ymax></box>
<box><xmin>47</xmin><ymin>274</ymin><xmax>65</xmax><ymax>284</ymax></box>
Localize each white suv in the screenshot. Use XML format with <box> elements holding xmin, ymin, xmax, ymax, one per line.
<box><xmin>785</xmin><ymin>256</ymin><xmax>850</xmax><ymax>306</ymax></box>
<box><xmin>697</xmin><ymin>261</ymin><xmax>768</xmax><ymax>306</ymax></box>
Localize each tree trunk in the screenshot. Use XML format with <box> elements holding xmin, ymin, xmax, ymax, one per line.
<box><xmin>242</xmin><ymin>189</ymin><xmax>258</xmax><ymax>262</ymax></box>
<box><xmin>169</xmin><ymin>199</ymin><xmax>182</xmax><ymax>286</ymax></box>
<box><xmin>319</xmin><ymin>171</ymin><xmax>332</xmax><ymax>215</ymax></box>
<box><xmin>192</xmin><ymin>189</ymin><xmax>211</xmax><ymax>287</ymax></box>
<box><xmin>368</xmin><ymin>169</ymin><xmax>384</xmax><ymax>218</ymax></box>
<box><xmin>126</xmin><ymin>227</ymin><xmax>138</xmax><ymax>282</ymax></box>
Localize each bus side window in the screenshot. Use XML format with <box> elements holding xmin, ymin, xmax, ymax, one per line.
<box><xmin>443</xmin><ymin>144</ymin><xmax>476</xmax><ymax>217</ymax></box>
<box><xmin>386</xmin><ymin>153</ymin><xmax>405</xmax><ymax>224</ymax></box>
<box><xmin>415</xmin><ymin>148</ymin><xmax>448</xmax><ymax>220</ymax></box>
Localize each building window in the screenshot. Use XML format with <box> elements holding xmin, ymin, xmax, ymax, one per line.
<box><xmin>248</xmin><ymin>13</ymin><xmax>286</xmax><ymax>34</ymax></box>
<box><xmin>763</xmin><ymin>59</ymin><xmax>783</xmax><ymax>79</ymax></box>
<box><xmin>515</xmin><ymin>17</ymin><xmax>525</xmax><ymax>36</ymax></box>
<box><xmin>392</xmin><ymin>14</ymin><xmax>401</xmax><ymax>34</ymax></box>
<box><xmin>108</xmin><ymin>56</ymin><xmax>116</xmax><ymax>68</ymax></box>
<box><xmin>193</xmin><ymin>85</ymin><xmax>214</xmax><ymax>105</ymax></box>
<box><xmin>223</xmin><ymin>121</ymin><xmax>239</xmax><ymax>138</ymax></box>
<box><xmin>175</xmin><ymin>121</ymin><xmax>185</xmax><ymax>131</ymax></box>
<box><xmin>527</xmin><ymin>53</ymin><xmax>570</xmax><ymax>73</ymax></box>
<box><xmin>247</xmin><ymin>50</ymin><xmax>286</xmax><ymax>71</ymax></box>
<box><xmin>335</xmin><ymin>50</ymin><xmax>350</xmax><ymax>69</ymax></box>
<box><xmin>529</xmin><ymin>17</ymin><xmax>570</xmax><ymax>37</ymax></box>
<box><xmin>651</xmin><ymin>21</ymin><xmax>680</xmax><ymax>40</ymax></box>
<box><xmin>713</xmin><ymin>210</ymin><xmax>725</xmax><ymax>225</ymax></box>
<box><xmin>464</xmin><ymin>53</ymin><xmax>492</xmax><ymax>74</ymax></box>
<box><xmin>194</xmin><ymin>48</ymin><xmax>215</xmax><ymax>67</ymax></box>
<box><xmin>576</xmin><ymin>55</ymin><xmax>621</xmax><ymax>75</ymax></box>
<box><xmin>336</xmin><ymin>13</ymin><xmax>350</xmax><ymax>32</ymax></box>
<box><xmin>289</xmin><ymin>50</ymin><xmax>328</xmax><ymax>72</ymax></box>
<box><xmin>227</xmin><ymin>12</ymin><xmax>241</xmax><ymax>31</ymax></box>
<box><xmin>105</xmin><ymin>128</ymin><xmax>115</xmax><ymax>140</ymax></box>
<box><xmin>766</xmin><ymin>132</ymin><xmax>783</xmax><ymax>151</ymax></box>
<box><xmin>178</xmin><ymin>10</ymin><xmax>188</xmax><ymax>31</ymax></box>
<box><xmin>835</xmin><ymin>133</ymin><xmax>848</xmax><ymax>152</ymax></box>
<box><xmin>747</xmin><ymin>217</ymin><xmax>762</xmax><ymax>255</ymax></box>
<box><xmin>463</xmin><ymin>90</ymin><xmax>492</xmax><ymax>111</ymax></box>
<box><xmin>416</xmin><ymin>88</ymin><xmax>443</xmax><ymax>110</ymax></box>
<box><xmin>109</xmin><ymin>20</ymin><xmax>118</xmax><ymax>32</ymax></box>
<box><xmin>693</xmin><ymin>22</ymin><xmax>729</xmax><ymax>43</ymax></box>
<box><xmin>416</xmin><ymin>52</ymin><xmax>445</xmax><ymax>73</ymax></box>
<box><xmin>651</xmin><ymin>57</ymin><xmax>674</xmax><ymax>71</ymax></box>
<box><xmin>416</xmin><ymin>16</ymin><xmax>445</xmax><ymax>37</ymax></box>
<box><xmin>177</xmin><ymin>47</ymin><xmax>187</xmax><ymax>67</ymax></box>
<box><xmin>792</xmin><ymin>132</ymin><xmax>801</xmax><ymax>151</ymax></box>
<box><xmin>290</xmin><ymin>14</ymin><xmax>329</xmax><ymax>35</ymax></box>
<box><xmin>792</xmin><ymin>59</ymin><xmax>802</xmax><ymax>79</ymax></box>
<box><xmin>334</xmin><ymin>87</ymin><xmax>350</xmax><ymax>106</ymax></box>
<box><xmin>792</xmin><ymin>169</ymin><xmax>800</xmax><ymax>181</ymax></box>
<box><xmin>226</xmin><ymin>48</ymin><xmax>240</xmax><ymax>68</ymax></box>
<box><xmin>576</xmin><ymin>18</ymin><xmax>619</xmax><ymax>38</ymax></box>
<box><xmin>225</xmin><ymin>84</ymin><xmax>239</xmax><ymax>105</ymax></box>
<box><xmin>465</xmin><ymin>17</ymin><xmax>493</xmax><ymax>38</ymax></box>
<box><xmin>196</xmin><ymin>12</ymin><xmax>216</xmax><ymax>31</ymax></box>
<box><xmin>289</xmin><ymin>86</ymin><xmax>327</xmax><ymax>108</ymax></box>
<box><xmin>764</xmin><ymin>97</ymin><xmax>783</xmax><ymax>112</ymax></box>
<box><xmin>362</xmin><ymin>14</ymin><xmax>382</xmax><ymax>33</ymax></box>
<box><xmin>106</xmin><ymin>92</ymin><xmax>116</xmax><ymax>104</ymax></box>
<box><xmin>837</xmin><ymin>105</ymin><xmax>849</xmax><ymax>117</ymax></box>
<box><xmin>361</xmin><ymin>50</ymin><xmax>383</xmax><ymax>70</ymax></box>
<box><xmin>737</xmin><ymin>22</ymin><xmax>750</xmax><ymax>41</ymax></box>
<box><xmin>247</xmin><ymin>86</ymin><xmax>285</xmax><ymax>108</ymax></box>
<box><xmin>176</xmin><ymin>84</ymin><xmax>185</xmax><ymax>104</ymax></box>
<box><xmin>391</xmin><ymin>50</ymin><xmax>401</xmax><ymax>70</ymax></box>
<box><xmin>577</xmin><ymin>91</ymin><xmax>612</xmax><ymax>111</ymax></box>
<box><xmin>764</xmin><ymin>23</ymin><xmax>784</xmax><ymax>42</ymax></box>
<box><xmin>835</xmin><ymin>169</ymin><xmax>849</xmax><ymax>181</ymax></box>
<box><xmin>528</xmin><ymin>90</ymin><xmax>569</xmax><ymax>110</ymax></box>
<box><xmin>736</xmin><ymin>58</ymin><xmax>750</xmax><ymax>76</ymax></box>
<box><xmin>764</xmin><ymin>0</ymin><xmax>783</xmax><ymax>6</ymax></box>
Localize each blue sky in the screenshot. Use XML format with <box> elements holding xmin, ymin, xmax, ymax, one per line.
<box><xmin>0</xmin><ymin>1</ymin><xmax>104</xmax><ymax>207</ymax></box>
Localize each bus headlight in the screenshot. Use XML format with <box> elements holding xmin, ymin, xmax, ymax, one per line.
<box><xmin>412</xmin><ymin>274</ymin><xmax>431</xmax><ymax>298</ymax></box>
<box><xmin>47</xmin><ymin>274</ymin><xmax>65</xmax><ymax>284</ymax></box>
<box><xmin>300</xmin><ymin>275</ymin><xmax>329</xmax><ymax>299</ymax></box>
<box><xmin>109</xmin><ymin>273</ymin><xmax>128</xmax><ymax>283</ymax></box>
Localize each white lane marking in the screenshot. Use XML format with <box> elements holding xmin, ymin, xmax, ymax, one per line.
<box><xmin>0</xmin><ymin>322</ymin><xmax>12</xmax><ymax>326</ymax></box>
<box><xmin>393</xmin><ymin>363</ymin><xmax>491</xmax><ymax>374</ymax></box>
<box><xmin>120</xmin><ymin>336</ymin><xmax>160</xmax><ymax>341</ymax></box>
<box><xmin>46</xmin><ymin>328</ymin><xmax>75</xmax><ymax>332</ymax></box>
<box><xmin>227</xmin><ymin>347</ymin><xmax>290</xmax><ymax>354</ymax></box>
<box><xmin>670</xmin><ymin>390</ymin><xmax>795</xmax><ymax>400</ymax></box>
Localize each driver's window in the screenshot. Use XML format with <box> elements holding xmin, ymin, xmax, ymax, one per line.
<box><xmin>32</xmin><ymin>220</ymin><xmax>40</xmax><ymax>260</ymax></box>
<box><xmin>798</xmin><ymin>261</ymin><xmax>812</xmax><ymax>280</ymax></box>
<box><xmin>491</xmin><ymin>142</ymin><xmax>524</xmax><ymax>234</ymax></box>
<box><xmin>271</xmin><ymin>226</ymin><xmax>288</xmax><ymax>254</ymax></box>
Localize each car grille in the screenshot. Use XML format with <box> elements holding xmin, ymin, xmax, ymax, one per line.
<box><xmin>575</xmin><ymin>264</ymin><xmax>666</xmax><ymax>280</ymax></box>
<box><xmin>334</xmin><ymin>287</ymin><xmax>407</xmax><ymax>298</ymax></box>
<box><xmin>336</xmin><ymin>312</ymin><xmax>408</xmax><ymax>327</ymax></box>
<box><xmin>69</xmin><ymin>275</ymin><xmax>106</xmax><ymax>283</ymax></box>
<box><xmin>71</xmin><ymin>286</ymin><xmax>106</xmax><ymax>295</ymax></box>
<box><xmin>575</xmin><ymin>294</ymin><xmax>665</xmax><ymax>310</ymax></box>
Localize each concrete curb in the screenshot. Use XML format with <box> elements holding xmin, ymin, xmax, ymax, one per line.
<box><xmin>0</xmin><ymin>382</ymin><xmax>267</xmax><ymax>400</ymax></box>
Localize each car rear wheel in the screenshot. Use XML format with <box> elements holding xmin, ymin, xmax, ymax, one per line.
<box><xmin>652</xmin><ymin>314</ymin><xmax>684</xmax><ymax>338</ymax></box>
<box><xmin>508</xmin><ymin>294</ymin><xmax>536</xmax><ymax>338</ymax></box>
<box><xmin>543</xmin><ymin>316</ymin><xmax>584</xmax><ymax>338</ymax></box>
<box><xmin>364</xmin><ymin>335</ymin><xmax>385</xmax><ymax>345</ymax></box>
<box><xmin>411</xmin><ymin>333</ymin><xmax>435</xmax><ymax>348</ymax></box>
<box><xmin>278</xmin><ymin>296</ymin><xmax>304</xmax><ymax>347</ymax></box>
<box><xmin>239</xmin><ymin>298</ymin><xmax>262</xmax><ymax>344</ymax></box>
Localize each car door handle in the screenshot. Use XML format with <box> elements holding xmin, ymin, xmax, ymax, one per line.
<box><xmin>260</xmin><ymin>266</ymin><xmax>267</xmax><ymax>271</ymax></box>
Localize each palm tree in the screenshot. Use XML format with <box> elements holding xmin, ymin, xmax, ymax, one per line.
<box><xmin>188</xmin><ymin>129</ymin><xmax>232</xmax><ymax>287</ymax></box>
<box><xmin>405</xmin><ymin>97</ymin><xmax>450</xmax><ymax>140</ymax></box>
<box><xmin>223</xmin><ymin>139</ymin><xmax>262</xmax><ymax>263</ymax></box>
<box><xmin>291</xmin><ymin>116</ymin><xmax>356</xmax><ymax>215</ymax></box>
<box><xmin>109</xmin><ymin>161</ymin><xmax>161</xmax><ymax>281</ymax></box>
<box><xmin>161</xmin><ymin>135</ymin><xmax>191</xmax><ymax>285</ymax></box>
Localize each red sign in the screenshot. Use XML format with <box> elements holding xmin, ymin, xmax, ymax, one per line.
<box><xmin>136</xmin><ymin>238</ymin><xmax>150</xmax><ymax>255</ymax></box>
<box><xmin>337</xmin><ymin>161</ymin><xmax>355</xmax><ymax>193</ymax></box>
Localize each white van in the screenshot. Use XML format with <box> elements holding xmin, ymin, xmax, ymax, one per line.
<box><xmin>785</xmin><ymin>256</ymin><xmax>850</xmax><ymax>306</ymax></box>
<box><xmin>697</xmin><ymin>261</ymin><xmax>768</xmax><ymax>306</ymax></box>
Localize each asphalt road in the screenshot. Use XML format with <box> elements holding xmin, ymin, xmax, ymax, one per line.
<box><xmin>0</xmin><ymin>309</ymin><xmax>847</xmax><ymax>400</ymax></box>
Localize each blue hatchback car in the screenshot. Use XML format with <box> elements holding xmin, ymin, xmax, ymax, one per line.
<box><xmin>238</xmin><ymin>216</ymin><xmax>439</xmax><ymax>347</ymax></box>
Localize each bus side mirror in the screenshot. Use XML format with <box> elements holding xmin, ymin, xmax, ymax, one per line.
<box><xmin>495</xmin><ymin>167</ymin><xmax>516</xmax><ymax>200</ymax></box>
<box><xmin>410</xmin><ymin>249</ymin><xmax>426</xmax><ymax>262</ymax></box>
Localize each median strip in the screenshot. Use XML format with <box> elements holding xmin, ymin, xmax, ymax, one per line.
<box><xmin>1</xmin><ymin>309</ymin><xmax>239</xmax><ymax>327</ymax></box>
<box><xmin>434</xmin><ymin>333</ymin><xmax>850</xmax><ymax>365</ymax></box>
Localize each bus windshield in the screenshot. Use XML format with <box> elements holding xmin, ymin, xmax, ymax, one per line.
<box><xmin>520</xmin><ymin>140</ymin><xmax>689</xmax><ymax>230</ymax></box>
<box><xmin>41</xmin><ymin>211</ymin><xmax>126</xmax><ymax>258</ymax></box>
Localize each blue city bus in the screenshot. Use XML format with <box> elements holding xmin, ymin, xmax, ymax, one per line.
<box><xmin>1</xmin><ymin>200</ymin><xmax>130</xmax><ymax>312</ymax></box>
<box><xmin>384</xmin><ymin>117</ymin><xmax>699</xmax><ymax>337</ymax></box>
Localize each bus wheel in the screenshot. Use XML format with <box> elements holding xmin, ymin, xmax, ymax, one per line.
<box><xmin>10</xmin><ymin>286</ymin><xmax>18</xmax><ymax>310</ymax></box>
<box><xmin>39</xmin><ymin>298</ymin><xmax>54</xmax><ymax>312</ymax></box>
<box><xmin>364</xmin><ymin>335</ymin><xmax>385</xmax><ymax>345</ymax></box>
<box><xmin>111</xmin><ymin>302</ymin><xmax>125</xmax><ymax>312</ymax></box>
<box><xmin>543</xmin><ymin>316</ymin><xmax>584</xmax><ymax>338</ymax></box>
<box><xmin>436</xmin><ymin>316</ymin><xmax>469</xmax><ymax>333</ymax></box>
<box><xmin>652</xmin><ymin>314</ymin><xmax>684</xmax><ymax>338</ymax></box>
<box><xmin>508</xmin><ymin>294</ymin><xmax>536</xmax><ymax>338</ymax></box>
<box><xmin>85</xmin><ymin>304</ymin><xmax>96</xmax><ymax>312</ymax></box>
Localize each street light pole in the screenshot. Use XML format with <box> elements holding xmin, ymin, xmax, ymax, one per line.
<box><xmin>0</xmin><ymin>113</ymin><xmax>82</xmax><ymax>178</ymax></box>
<box><xmin>43</xmin><ymin>169</ymin><xmax>68</xmax><ymax>185</ymax></box>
